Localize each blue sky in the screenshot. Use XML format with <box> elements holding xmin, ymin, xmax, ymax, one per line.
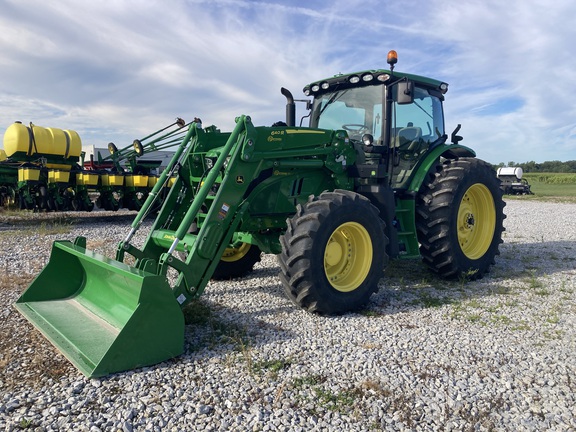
<box><xmin>1</xmin><ymin>0</ymin><xmax>575</xmax><ymax>164</ymax></box>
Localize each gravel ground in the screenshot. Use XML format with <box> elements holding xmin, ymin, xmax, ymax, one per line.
<box><xmin>0</xmin><ymin>200</ymin><xmax>575</xmax><ymax>431</ymax></box>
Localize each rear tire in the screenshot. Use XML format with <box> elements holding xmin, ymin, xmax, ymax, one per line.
<box><xmin>278</xmin><ymin>189</ymin><xmax>388</xmax><ymax>315</ymax></box>
<box><xmin>416</xmin><ymin>157</ymin><xmax>505</xmax><ymax>279</ymax></box>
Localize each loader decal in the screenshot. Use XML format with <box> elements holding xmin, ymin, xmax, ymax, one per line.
<box><xmin>285</xmin><ymin>129</ymin><xmax>326</xmax><ymax>135</ymax></box>
<box><xmin>273</xmin><ymin>170</ymin><xmax>291</xmax><ymax>176</ymax></box>
<box><xmin>218</xmin><ymin>203</ymin><xmax>230</xmax><ymax>220</ymax></box>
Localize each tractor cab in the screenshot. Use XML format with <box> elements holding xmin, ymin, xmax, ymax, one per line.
<box><xmin>303</xmin><ymin>51</ymin><xmax>449</xmax><ymax>188</ymax></box>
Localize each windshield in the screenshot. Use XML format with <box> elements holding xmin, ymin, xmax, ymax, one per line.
<box><xmin>311</xmin><ymin>85</ymin><xmax>383</xmax><ymax>141</ymax></box>
<box><xmin>310</xmin><ymin>84</ymin><xmax>445</xmax><ymax>146</ymax></box>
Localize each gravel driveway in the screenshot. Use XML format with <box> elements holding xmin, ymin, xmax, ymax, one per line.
<box><xmin>1</xmin><ymin>199</ymin><xmax>575</xmax><ymax>431</ymax></box>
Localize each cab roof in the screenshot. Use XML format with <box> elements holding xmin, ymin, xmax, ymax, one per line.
<box><xmin>303</xmin><ymin>69</ymin><xmax>448</xmax><ymax>97</ymax></box>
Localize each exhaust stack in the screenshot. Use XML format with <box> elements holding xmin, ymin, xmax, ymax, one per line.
<box><xmin>281</xmin><ymin>87</ymin><xmax>296</xmax><ymax>127</ymax></box>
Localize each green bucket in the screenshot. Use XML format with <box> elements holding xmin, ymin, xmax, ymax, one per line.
<box><xmin>15</xmin><ymin>240</ymin><xmax>184</xmax><ymax>378</ymax></box>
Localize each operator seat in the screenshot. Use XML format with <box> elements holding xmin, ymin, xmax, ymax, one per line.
<box><xmin>396</xmin><ymin>126</ymin><xmax>422</xmax><ymax>154</ymax></box>
<box><xmin>392</xmin><ymin>125</ymin><xmax>423</xmax><ymax>188</ymax></box>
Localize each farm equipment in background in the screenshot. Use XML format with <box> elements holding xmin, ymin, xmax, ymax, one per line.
<box><xmin>16</xmin><ymin>50</ymin><xmax>506</xmax><ymax>377</ymax></box>
<box><xmin>0</xmin><ymin>119</ymin><xmax>190</xmax><ymax>211</ymax></box>
<box><xmin>0</xmin><ymin>122</ymin><xmax>90</xmax><ymax>211</ymax></box>
<box><xmin>0</xmin><ymin>149</ymin><xmax>17</xmax><ymax>207</ymax></box>
<box><xmin>496</xmin><ymin>167</ymin><xmax>533</xmax><ymax>195</ymax></box>
<box><xmin>89</xmin><ymin>117</ymin><xmax>193</xmax><ymax>173</ymax></box>
<box><xmin>85</xmin><ymin>117</ymin><xmax>195</xmax><ymax>211</ymax></box>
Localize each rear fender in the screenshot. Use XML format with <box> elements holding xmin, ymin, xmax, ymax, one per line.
<box><xmin>406</xmin><ymin>144</ymin><xmax>475</xmax><ymax>194</ymax></box>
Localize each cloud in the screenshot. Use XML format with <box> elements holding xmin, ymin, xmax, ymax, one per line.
<box><xmin>0</xmin><ymin>0</ymin><xmax>574</xmax><ymax>163</ymax></box>
<box><xmin>422</xmin><ymin>0</ymin><xmax>576</xmax><ymax>162</ymax></box>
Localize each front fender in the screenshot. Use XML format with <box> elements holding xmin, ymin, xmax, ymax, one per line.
<box><xmin>406</xmin><ymin>144</ymin><xmax>476</xmax><ymax>194</ymax></box>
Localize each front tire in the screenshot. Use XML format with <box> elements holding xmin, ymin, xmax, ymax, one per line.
<box><xmin>211</xmin><ymin>243</ymin><xmax>262</xmax><ymax>280</ymax></box>
<box><xmin>278</xmin><ymin>190</ymin><xmax>388</xmax><ymax>315</ymax></box>
<box><xmin>416</xmin><ymin>157</ymin><xmax>505</xmax><ymax>279</ymax></box>
<box><xmin>178</xmin><ymin>242</ymin><xmax>262</xmax><ymax>280</ymax></box>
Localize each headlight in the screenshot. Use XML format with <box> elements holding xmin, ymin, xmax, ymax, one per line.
<box><xmin>223</xmin><ymin>156</ymin><xmax>231</xmax><ymax>170</ymax></box>
<box><xmin>362</xmin><ymin>134</ymin><xmax>374</xmax><ymax>146</ymax></box>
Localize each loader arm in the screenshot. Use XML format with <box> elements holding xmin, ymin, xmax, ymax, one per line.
<box><xmin>112</xmin><ymin>116</ymin><xmax>254</xmax><ymax>302</ymax></box>
<box><xmin>13</xmin><ymin>118</ymin><xmax>254</xmax><ymax>377</ymax></box>
<box><xmin>120</xmin><ymin>115</ymin><xmax>355</xmax><ymax>306</ymax></box>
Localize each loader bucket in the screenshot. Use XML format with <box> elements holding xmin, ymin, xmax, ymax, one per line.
<box><xmin>15</xmin><ymin>240</ymin><xmax>184</xmax><ymax>378</ymax></box>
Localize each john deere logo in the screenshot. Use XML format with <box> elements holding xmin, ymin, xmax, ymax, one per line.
<box><xmin>236</xmin><ymin>176</ymin><xmax>244</xmax><ymax>184</ymax></box>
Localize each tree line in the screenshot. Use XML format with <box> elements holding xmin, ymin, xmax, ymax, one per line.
<box><xmin>493</xmin><ymin>160</ymin><xmax>576</xmax><ymax>173</ymax></box>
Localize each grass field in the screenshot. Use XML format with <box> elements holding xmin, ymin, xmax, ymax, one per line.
<box><xmin>518</xmin><ymin>173</ymin><xmax>576</xmax><ymax>202</ymax></box>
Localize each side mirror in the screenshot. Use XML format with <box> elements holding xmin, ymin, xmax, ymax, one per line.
<box><xmin>396</xmin><ymin>80</ymin><xmax>414</xmax><ymax>105</ymax></box>
<box><xmin>451</xmin><ymin>124</ymin><xmax>463</xmax><ymax>144</ymax></box>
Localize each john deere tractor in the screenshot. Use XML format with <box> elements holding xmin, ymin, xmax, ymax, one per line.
<box><xmin>16</xmin><ymin>50</ymin><xmax>505</xmax><ymax>377</ymax></box>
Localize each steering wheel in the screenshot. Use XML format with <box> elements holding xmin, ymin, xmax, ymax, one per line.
<box><xmin>342</xmin><ymin>124</ymin><xmax>370</xmax><ymax>132</ymax></box>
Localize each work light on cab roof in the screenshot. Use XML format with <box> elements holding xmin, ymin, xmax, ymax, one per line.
<box><xmin>387</xmin><ymin>49</ymin><xmax>398</xmax><ymax>68</ymax></box>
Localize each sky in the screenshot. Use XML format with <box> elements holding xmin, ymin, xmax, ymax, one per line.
<box><xmin>1</xmin><ymin>0</ymin><xmax>575</xmax><ymax>164</ymax></box>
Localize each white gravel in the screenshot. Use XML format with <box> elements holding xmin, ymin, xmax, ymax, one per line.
<box><xmin>1</xmin><ymin>200</ymin><xmax>575</xmax><ymax>431</ymax></box>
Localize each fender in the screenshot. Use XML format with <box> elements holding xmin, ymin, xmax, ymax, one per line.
<box><xmin>406</xmin><ymin>143</ymin><xmax>476</xmax><ymax>194</ymax></box>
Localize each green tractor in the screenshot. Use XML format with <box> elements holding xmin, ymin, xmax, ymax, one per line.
<box><xmin>16</xmin><ymin>50</ymin><xmax>505</xmax><ymax>377</ymax></box>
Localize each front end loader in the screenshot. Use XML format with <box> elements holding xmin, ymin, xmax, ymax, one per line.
<box><xmin>16</xmin><ymin>51</ymin><xmax>505</xmax><ymax>377</ymax></box>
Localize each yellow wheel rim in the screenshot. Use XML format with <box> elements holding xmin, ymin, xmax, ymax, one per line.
<box><xmin>457</xmin><ymin>183</ymin><xmax>496</xmax><ymax>260</ymax></box>
<box><xmin>221</xmin><ymin>243</ymin><xmax>251</xmax><ymax>262</ymax></box>
<box><xmin>324</xmin><ymin>222</ymin><xmax>373</xmax><ymax>292</ymax></box>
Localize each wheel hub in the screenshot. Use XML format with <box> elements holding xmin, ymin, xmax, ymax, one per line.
<box><xmin>465</xmin><ymin>213</ymin><xmax>475</xmax><ymax>228</ymax></box>
<box><xmin>325</xmin><ymin>241</ymin><xmax>344</xmax><ymax>267</ymax></box>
